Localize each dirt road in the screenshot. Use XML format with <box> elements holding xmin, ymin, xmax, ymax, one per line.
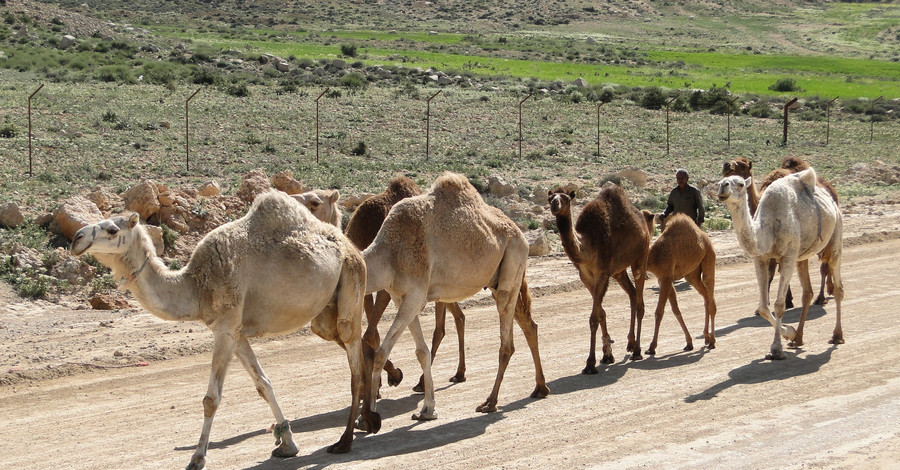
<box><xmin>1</xmin><ymin>234</ymin><xmax>899</xmax><ymax>469</ymax></box>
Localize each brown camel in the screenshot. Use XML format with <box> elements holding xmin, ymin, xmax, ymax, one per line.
<box><xmin>723</xmin><ymin>156</ymin><xmax>838</xmax><ymax>305</ymax></box>
<box><xmin>334</xmin><ymin>175</ymin><xmax>468</xmax><ymax>393</ymax></box>
<box><xmin>548</xmin><ymin>183</ymin><xmax>650</xmax><ymax>373</ymax></box>
<box><xmin>364</xmin><ymin>172</ymin><xmax>548</xmax><ymax>420</ymax></box>
<box><xmin>71</xmin><ymin>192</ymin><xmax>379</xmax><ymax>470</ymax></box>
<box><xmin>643</xmin><ymin>213</ymin><xmax>717</xmax><ymax>355</ymax></box>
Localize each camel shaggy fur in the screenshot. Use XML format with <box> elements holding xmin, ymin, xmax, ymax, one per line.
<box><xmin>644</xmin><ymin>213</ymin><xmax>717</xmax><ymax>355</ymax></box>
<box><xmin>717</xmin><ymin>168</ymin><xmax>844</xmax><ymax>360</ymax></box>
<box><xmin>343</xmin><ymin>175</ymin><xmax>467</xmax><ymax>393</ymax></box>
<box><xmin>71</xmin><ymin>191</ymin><xmax>379</xmax><ymax>470</ymax></box>
<box><xmin>364</xmin><ymin>172</ymin><xmax>549</xmax><ymax>420</ymax></box>
<box><xmin>548</xmin><ymin>183</ymin><xmax>649</xmax><ymax>373</ymax></box>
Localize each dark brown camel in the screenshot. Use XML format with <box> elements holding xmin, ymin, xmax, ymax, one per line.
<box><xmin>548</xmin><ymin>184</ymin><xmax>650</xmax><ymax>373</ymax></box>
<box><xmin>643</xmin><ymin>212</ymin><xmax>718</xmax><ymax>355</ymax></box>
<box><xmin>344</xmin><ymin>175</ymin><xmax>467</xmax><ymax>393</ymax></box>
<box><xmin>723</xmin><ymin>157</ymin><xmax>838</xmax><ymax>306</ymax></box>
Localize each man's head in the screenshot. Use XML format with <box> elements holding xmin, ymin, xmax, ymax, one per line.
<box><xmin>675</xmin><ymin>169</ymin><xmax>689</xmax><ymax>189</ymax></box>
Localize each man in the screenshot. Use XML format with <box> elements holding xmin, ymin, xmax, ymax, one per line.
<box><xmin>662</xmin><ymin>169</ymin><xmax>704</xmax><ymax>226</ymax></box>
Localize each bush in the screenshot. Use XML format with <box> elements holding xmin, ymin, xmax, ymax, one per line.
<box><xmin>340</xmin><ymin>44</ymin><xmax>358</xmax><ymax>58</ymax></box>
<box><xmin>747</xmin><ymin>101</ymin><xmax>774</xmax><ymax>119</ymax></box>
<box><xmin>0</xmin><ymin>122</ymin><xmax>20</xmax><ymax>138</ymax></box>
<box><xmin>640</xmin><ymin>87</ymin><xmax>668</xmax><ymax>110</ymax></box>
<box><xmin>226</xmin><ymin>83</ymin><xmax>250</xmax><ymax>97</ymax></box>
<box><xmin>769</xmin><ymin>77</ymin><xmax>800</xmax><ymax>92</ymax></box>
<box><xmin>350</xmin><ymin>141</ymin><xmax>367</xmax><ymax>156</ymax></box>
<box><xmin>101</xmin><ymin>110</ymin><xmax>118</xmax><ymax>123</ymax></box>
<box><xmin>340</xmin><ymin>72</ymin><xmax>366</xmax><ymax>91</ymax></box>
<box><xmin>96</xmin><ymin>65</ymin><xmax>136</xmax><ymax>84</ymax></box>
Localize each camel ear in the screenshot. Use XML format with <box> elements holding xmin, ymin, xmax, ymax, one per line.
<box><xmin>744</xmin><ymin>177</ymin><xmax>752</xmax><ymax>188</ymax></box>
<box><xmin>328</xmin><ymin>190</ymin><xmax>340</xmax><ymax>203</ymax></box>
<box><xmin>547</xmin><ymin>189</ymin><xmax>554</xmax><ymax>197</ymax></box>
<box><xmin>568</xmin><ymin>190</ymin><xmax>576</xmax><ymax>199</ymax></box>
<box><xmin>127</xmin><ymin>213</ymin><xmax>139</xmax><ymax>228</ymax></box>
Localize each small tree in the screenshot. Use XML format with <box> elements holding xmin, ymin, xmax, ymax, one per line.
<box><xmin>340</xmin><ymin>44</ymin><xmax>358</xmax><ymax>58</ymax></box>
<box><xmin>769</xmin><ymin>77</ymin><xmax>800</xmax><ymax>92</ymax></box>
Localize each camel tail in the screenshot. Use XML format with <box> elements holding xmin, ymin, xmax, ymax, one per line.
<box><xmin>336</xmin><ymin>251</ymin><xmax>366</xmax><ymax>344</ymax></box>
<box><xmin>516</xmin><ymin>276</ymin><xmax>533</xmax><ymax>319</ymax></box>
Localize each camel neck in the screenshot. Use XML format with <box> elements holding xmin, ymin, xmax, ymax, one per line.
<box><xmin>727</xmin><ymin>197</ymin><xmax>764</xmax><ymax>258</ymax></box>
<box><xmin>117</xmin><ymin>229</ymin><xmax>203</xmax><ymax>323</ymax></box>
<box><xmin>554</xmin><ymin>211</ymin><xmax>583</xmax><ymax>264</ymax></box>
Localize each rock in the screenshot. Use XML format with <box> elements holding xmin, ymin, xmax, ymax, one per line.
<box><xmin>438</xmin><ymin>75</ymin><xmax>453</xmax><ymax>85</ymax></box>
<box><xmin>275</xmin><ymin>61</ymin><xmax>290</xmax><ymax>72</ymax></box>
<box><xmin>59</xmin><ymin>35</ymin><xmax>76</xmax><ymax>49</ymax></box>
<box><xmin>271</xmin><ymin>170</ymin><xmax>305</xmax><ymax>195</ymax></box>
<box><xmin>90</xmin><ymin>293</ymin><xmax>129</xmax><ymax>310</ymax></box>
<box><xmin>0</xmin><ymin>202</ymin><xmax>25</xmax><ymax>228</ymax></box>
<box><xmin>236</xmin><ymin>168</ymin><xmax>272</xmax><ymax>204</ymax></box>
<box><xmin>332</xmin><ymin>59</ymin><xmax>347</xmax><ymax>69</ymax></box>
<box><xmin>258</xmin><ymin>54</ymin><xmax>270</xmax><ymax>64</ymax></box>
<box><xmin>529</xmin><ymin>186</ymin><xmax>550</xmax><ymax>205</ymax></box>
<box><xmin>86</xmin><ymin>186</ymin><xmax>123</xmax><ymax>213</ymax></box>
<box><xmin>525</xmin><ymin>230</ymin><xmax>551</xmax><ymax>257</ymax></box>
<box><xmin>145</xmin><ymin>225</ymin><xmax>165</xmax><ymax>256</ymax></box>
<box><xmin>340</xmin><ymin>193</ymin><xmax>375</xmax><ymax>211</ymax></box>
<box><xmin>122</xmin><ymin>179</ymin><xmax>160</xmax><ymax>220</ymax></box>
<box><xmin>572</xmin><ymin>77</ymin><xmax>589</xmax><ymax>88</ymax></box>
<box><xmin>586</xmin><ymin>37</ymin><xmax>597</xmax><ymax>45</ymax></box>
<box><xmin>427</xmin><ymin>74</ymin><xmax>439</xmax><ymax>83</ymax></box>
<box><xmin>616</xmin><ymin>169</ymin><xmax>648</xmax><ymax>188</ymax></box>
<box><xmin>49</xmin><ymin>248</ymin><xmax>96</xmax><ymax>285</ymax></box>
<box><xmin>314</xmin><ymin>67</ymin><xmax>326</xmax><ymax>76</ymax></box>
<box><xmin>51</xmin><ymin>196</ymin><xmax>104</xmax><ymax>240</ymax></box>
<box><xmin>197</xmin><ymin>181</ymin><xmax>221</xmax><ymax>197</ymax></box>
<box><xmin>487</xmin><ymin>176</ymin><xmax>516</xmax><ymax>198</ymax></box>
<box><xmin>143</xmin><ymin>43</ymin><xmax>159</xmax><ymax>53</ymax></box>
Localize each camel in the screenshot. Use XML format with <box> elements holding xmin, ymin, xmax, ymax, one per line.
<box><xmin>548</xmin><ymin>183</ymin><xmax>650</xmax><ymax>373</ymax></box>
<box><xmin>723</xmin><ymin>157</ymin><xmax>838</xmax><ymax>305</ymax></box>
<box><xmin>363</xmin><ymin>172</ymin><xmax>549</xmax><ymax>420</ymax></box>
<box><xmin>343</xmin><ymin>175</ymin><xmax>467</xmax><ymax>393</ymax></box>
<box><xmin>71</xmin><ymin>191</ymin><xmax>380</xmax><ymax>470</ymax></box>
<box><xmin>643</xmin><ymin>212</ymin><xmax>717</xmax><ymax>355</ymax></box>
<box><xmin>717</xmin><ymin>168</ymin><xmax>844</xmax><ymax>360</ymax></box>
<box><xmin>291</xmin><ymin>189</ymin><xmax>342</xmax><ymax>229</ymax></box>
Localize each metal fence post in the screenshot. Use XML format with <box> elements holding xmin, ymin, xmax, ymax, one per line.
<box><xmin>185</xmin><ymin>87</ymin><xmax>201</xmax><ymax>172</ymax></box>
<box><xmin>870</xmin><ymin>96</ymin><xmax>883</xmax><ymax>143</ymax></box>
<box><xmin>315</xmin><ymin>88</ymin><xmax>329</xmax><ymax>164</ymax></box>
<box><xmin>782</xmin><ymin>97</ymin><xmax>798</xmax><ymax>146</ymax></box>
<box><xmin>596</xmin><ymin>101</ymin><xmax>606</xmax><ymax>159</ymax></box>
<box><xmin>518</xmin><ymin>93</ymin><xmax>533</xmax><ymax>159</ymax></box>
<box><xmin>826</xmin><ymin>96</ymin><xmax>839</xmax><ymax>145</ymax></box>
<box><xmin>726</xmin><ymin>96</ymin><xmax>739</xmax><ymax>149</ymax></box>
<box><xmin>665</xmin><ymin>94</ymin><xmax>679</xmax><ymax>155</ymax></box>
<box><xmin>426</xmin><ymin>90</ymin><xmax>442</xmax><ymax>161</ymax></box>
<box><xmin>27</xmin><ymin>84</ymin><xmax>44</xmax><ymax>177</ymax></box>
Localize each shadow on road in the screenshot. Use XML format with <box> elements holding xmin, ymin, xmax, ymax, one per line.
<box><xmin>715</xmin><ymin>303</ymin><xmax>829</xmax><ymax>338</ymax></box>
<box><xmin>684</xmin><ymin>344</ymin><xmax>836</xmax><ymax>403</ymax></box>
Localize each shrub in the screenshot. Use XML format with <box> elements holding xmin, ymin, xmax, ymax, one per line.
<box><xmin>769</xmin><ymin>77</ymin><xmax>800</xmax><ymax>92</ymax></box>
<box><xmin>640</xmin><ymin>87</ymin><xmax>668</xmax><ymax>110</ymax></box>
<box><xmin>350</xmin><ymin>141</ymin><xmax>367</xmax><ymax>156</ymax></box>
<box><xmin>340</xmin><ymin>72</ymin><xmax>367</xmax><ymax>91</ymax></box>
<box><xmin>0</xmin><ymin>122</ymin><xmax>19</xmax><ymax>138</ymax></box>
<box><xmin>96</xmin><ymin>65</ymin><xmax>136</xmax><ymax>84</ymax></box>
<box><xmin>101</xmin><ymin>110</ymin><xmax>117</xmax><ymax>123</ymax></box>
<box><xmin>747</xmin><ymin>101</ymin><xmax>774</xmax><ymax>119</ymax></box>
<box><xmin>340</xmin><ymin>44</ymin><xmax>358</xmax><ymax>58</ymax></box>
<box><xmin>226</xmin><ymin>83</ymin><xmax>250</xmax><ymax>97</ymax></box>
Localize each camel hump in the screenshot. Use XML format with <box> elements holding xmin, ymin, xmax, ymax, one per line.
<box><xmin>247</xmin><ymin>190</ymin><xmax>313</xmax><ymax>230</ymax></box>
<box><xmin>387</xmin><ymin>175</ymin><xmax>423</xmax><ymax>199</ymax></box>
<box><xmin>796</xmin><ymin>167</ymin><xmax>818</xmax><ymax>189</ymax></box>
<box><xmin>430</xmin><ymin>172</ymin><xmax>478</xmax><ymax>200</ymax></box>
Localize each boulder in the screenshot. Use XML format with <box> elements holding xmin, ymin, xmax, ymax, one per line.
<box><xmin>0</xmin><ymin>202</ymin><xmax>25</xmax><ymax>228</ymax></box>
<box><xmin>51</xmin><ymin>196</ymin><xmax>104</xmax><ymax>240</ymax></box>
<box><xmin>197</xmin><ymin>180</ymin><xmax>221</xmax><ymax>197</ymax></box>
<box><xmin>86</xmin><ymin>186</ymin><xmax>123</xmax><ymax>213</ymax></box>
<box><xmin>236</xmin><ymin>168</ymin><xmax>272</xmax><ymax>204</ymax></box>
<box><xmin>487</xmin><ymin>176</ymin><xmax>516</xmax><ymax>198</ymax></box>
<box><xmin>122</xmin><ymin>179</ymin><xmax>160</xmax><ymax>220</ymax></box>
<box><xmin>332</xmin><ymin>59</ymin><xmax>347</xmax><ymax>69</ymax></box>
<box><xmin>49</xmin><ymin>247</ymin><xmax>96</xmax><ymax>285</ymax></box>
<box><xmin>271</xmin><ymin>170</ymin><xmax>305</xmax><ymax>195</ymax></box>
<box><xmin>145</xmin><ymin>225</ymin><xmax>165</xmax><ymax>256</ymax></box>
<box><xmin>59</xmin><ymin>35</ymin><xmax>76</xmax><ymax>49</ymax></box>
<box><xmin>525</xmin><ymin>230</ymin><xmax>551</xmax><ymax>257</ymax></box>
<box><xmin>90</xmin><ymin>293</ymin><xmax>130</xmax><ymax>310</ymax></box>
<box><xmin>572</xmin><ymin>77</ymin><xmax>589</xmax><ymax>88</ymax></box>
<box><xmin>276</xmin><ymin>61</ymin><xmax>290</xmax><ymax>72</ymax></box>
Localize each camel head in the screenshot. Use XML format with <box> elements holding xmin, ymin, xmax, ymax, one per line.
<box><xmin>292</xmin><ymin>189</ymin><xmax>341</xmax><ymax>229</ymax></box>
<box><xmin>547</xmin><ymin>189</ymin><xmax>576</xmax><ymax>217</ymax></box>
<box><xmin>722</xmin><ymin>157</ymin><xmax>752</xmax><ymax>178</ymax></box>
<box><xmin>717</xmin><ymin>175</ymin><xmax>752</xmax><ymax>205</ymax></box>
<box><xmin>781</xmin><ymin>156</ymin><xmax>811</xmax><ymax>173</ymax></box>
<box><xmin>71</xmin><ymin>213</ymin><xmax>140</xmax><ymax>256</ymax></box>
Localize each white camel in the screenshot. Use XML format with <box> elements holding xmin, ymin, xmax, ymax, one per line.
<box><xmin>71</xmin><ymin>191</ymin><xmax>379</xmax><ymax>470</ymax></box>
<box><xmin>717</xmin><ymin>168</ymin><xmax>844</xmax><ymax>360</ymax></box>
<box><xmin>292</xmin><ymin>189</ymin><xmax>342</xmax><ymax>229</ymax></box>
<box><xmin>363</xmin><ymin>172</ymin><xmax>549</xmax><ymax>421</ymax></box>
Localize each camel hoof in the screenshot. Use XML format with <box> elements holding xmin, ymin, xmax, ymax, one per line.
<box><xmin>786</xmin><ymin>301</ymin><xmax>794</xmax><ymax>309</ymax></box>
<box><xmin>788</xmin><ymin>340</ymin><xmax>804</xmax><ymax>349</ymax></box>
<box><xmin>683</xmin><ymin>344</ymin><xmax>694</xmax><ymax>352</ymax></box>
<box><xmin>449</xmin><ymin>373</ymin><xmax>466</xmax><ymax>383</ymax></box>
<box><xmin>814</xmin><ymin>296</ymin><xmax>828</xmax><ymax>305</ymax></box>
<box><xmin>326</xmin><ymin>436</ymin><xmax>352</xmax><ymax>454</ymax></box>
<box><xmin>476</xmin><ymin>401</ymin><xmax>497</xmax><ymax>413</ymax></box>
<box><xmin>272</xmin><ymin>441</ymin><xmax>299</xmax><ymax>458</ymax></box>
<box><xmin>582</xmin><ymin>366</ymin><xmax>599</xmax><ymax>375</ymax></box>
<box><xmin>358</xmin><ymin>411</ymin><xmax>381</xmax><ymax>434</ymax></box>
<box><xmin>644</xmin><ymin>348</ymin><xmax>656</xmax><ymax>356</ymax></box>
<box><xmin>411</xmin><ymin>411</ymin><xmax>437</xmax><ymax>421</ymax></box>
<box><xmin>630</xmin><ymin>351</ymin><xmax>643</xmax><ymax>361</ymax></box>
<box><xmin>412</xmin><ymin>375</ymin><xmax>425</xmax><ymax>394</ymax></box>
<box><xmin>707</xmin><ymin>342</ymin><xmax>716</xmax><ymax>350</ymax></box>
<box><xmin>600</xmin><ymin>354</ymin><xmax>615</xmax><ymax>364</ymax></box>
<box><xmin>765</xmin><ymin>351</ymin><xmax>786</xmax><ymax>361</ymax></box>
<box><xmin>531</xmin><ymin>384</ymin><xmax>550</xmax><ymax>399</ymax></box>
<box><xmin>829</xmin><ymin>336</ymin><xmax>845</xmax><ymax>345</ymax></box>
<box><xmin>387</xmin><ymin>368</ymin><xmax>403</xmax><ymax>387</ymax></box>
<box><xmin>185</xmin><ymin>457</ymin><xmax>205</xmax><ymax>470</ymax></box>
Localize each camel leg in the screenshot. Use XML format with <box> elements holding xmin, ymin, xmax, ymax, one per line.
<box><xmin>187</xmin><ymin>330</ymin><xmax>236</xmax><ymax>470</ymax></box>
<box><xmin>754</xmin><ymin>258</ymin><xmax>774</xmax><ymax>325</ymax></box>
<box><xmin>233</xmin><ymin>339</ymin><xmax>299</xmax><ymax>459</ymax></box>
<box><xmin>446</xmin><ymin>302</ymin><xmax>467</xmax><ymax>383</ymax></box>
<box><xmin>584</xmin><ymin>274</ymin><xmax>613</xmax><ymax>374</ymax></box>
<box><xmin>767</xmin><ymin>257</ymin><xmax>796</xmax><ymax>360</ymax></box>
<box><xmin>365</xmin><ymin>291</ymin><xmax>403</xmax><ymax>388</ymax></box>
<box><xmin>827</xmin><ymin>240</ymin><xmax>845</xmax><ymax>345</ymax></box>
<box><xmin>414</xmin><ymin>302</ymin><xmax>445</xmax><ymax>394</ymax></box>
<box><xmin>414</xmin><ymin>302</ymin><xmax>466</xmax><ymax>392</ymax></box>
<box><xmin>645</xmin><ymin>278</ymin><xmax>673</xmax><ymax>356</ymax></box>
<box><xmin>369</xmin><ymin>293</ymin><xmax>428</xmax><ymax>418</ymax></box>
<box><xmin>790</xmin><ymin>260</ymin><xmax>814</xmax><ymax>348</ymax></box>
<box><xmin>615</xmin><ymin>270</ymin><xmax>643</xmax><ymax>360</ymax></box>
<box><xmin>666</xmin><ymin>285</ymin><xmax>694</xmax><ymax>352</ymax></box>
<box><xmin>685</xmin><ymin>264</ymin><xmax>716</xmax><ymax>350</ymax></box>
<box><xmin>477</xmin><ymin>286</ymin><xmax>518</xmax><ymax>413</ymax></box>
<box><xmin>815</xmin><ymin>260</ymin><xmax>830</xmax><ymax>305</ymax></box>
<box><xmin>406</xmin><ymin>315</ymin><xmax>437</xmax><ymax>420</ymax></box>
<box><xmin>514</xmin><ymin>279</ymin><xmax>549</xmax><ymax>400</ymax></box>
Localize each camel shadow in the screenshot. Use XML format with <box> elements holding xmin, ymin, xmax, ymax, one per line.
<box><xmin>174</xmin><ymin>393</ymin><xmax>422</xmax><ymax>453</ymax></box>
<box><xmin>243</xmin><ymin>389</ymin><xmax>545</xmax><ymax>470</ymax></box>
<box><xmin>715</xmin><ymin>303</ymin><xmax>829</xmax><ymax>338</ymax></box>
<box><xmin>684</xmin><ymin>345</ymin><xmax>836</xmax><ymax>403</ymax></box>
<box><xmin>648</xmin><ymin>279</ymin><xmax>694</xmax><ymax>294</ymax></box>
